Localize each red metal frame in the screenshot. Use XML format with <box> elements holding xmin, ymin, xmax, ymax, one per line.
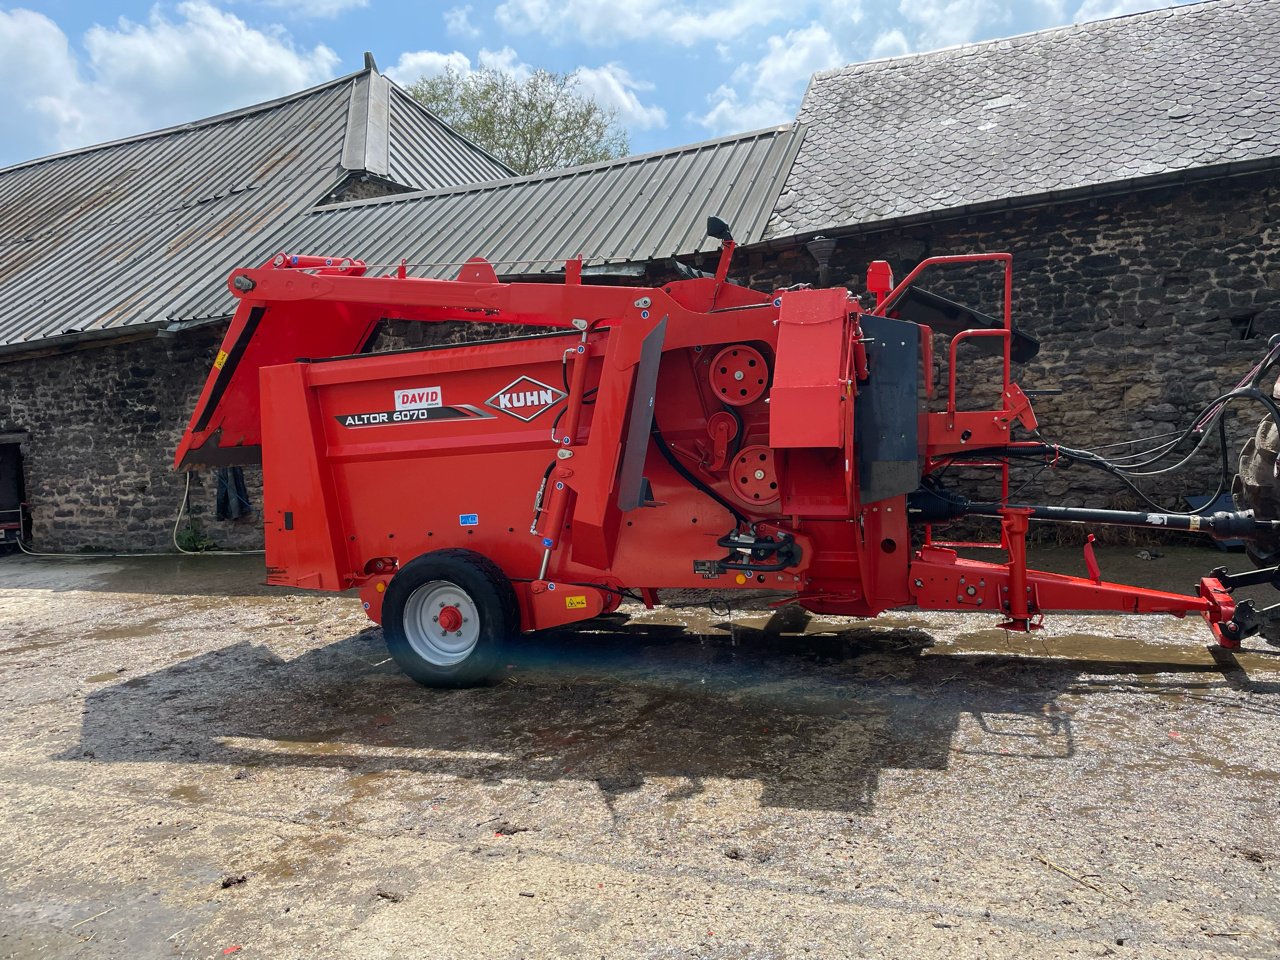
<box><xmin>175</xmin><ymin>251</ymin><xmax>1235</xmax><ymax>643</ymax></box>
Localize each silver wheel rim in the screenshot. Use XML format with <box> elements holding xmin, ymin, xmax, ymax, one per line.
<box><xmin>403</xmin><ymin>580</ymin><xmax>481</xmax><ymax>667</ymax></box>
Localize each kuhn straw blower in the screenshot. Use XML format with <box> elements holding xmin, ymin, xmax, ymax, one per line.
<box><xmin>177</xmin><ymin>223</ymin><xmax>1280</xmax><ymax>685</ymax></box>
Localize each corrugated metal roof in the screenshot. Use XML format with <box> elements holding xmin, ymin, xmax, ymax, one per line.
<box><xmin>0</xmin><ymin>67</ymin><xmax>511</xmax><ymax>354</ymax></box>
<box><xmin>272</xmin><ymin>125</ymin><xmax>804</xmax><ymax>282</ymax></box>
<box><xmin>768</xmin><ymin>0</ymin><xmax>1280</xmax><ymax>240</ymax></box>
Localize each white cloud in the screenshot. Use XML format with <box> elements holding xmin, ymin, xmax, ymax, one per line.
<box><xmin>0</xmin><ymin>9</ymin><xmax>81</xmax><ymax>163</ymax></box>
<box><xmin>494</xmin><ymin>0</ymin><xmax>788</xmax><ymax>46</ymax></box>
<box><xmin>385</xmin><ymin>45</ymin><xmax>662</xmax><ymax>130</ymax></box>
<box><xmin>0</xmin><ymin>2</ymin><xmax>338</xmax><ymax>164</ymax></box>
<box><xmin>820</xmin><ymin>0</ymin><xmax>865</xmax><ymax>26</ymax></box>
<box><xmin>897</xmin><ymin>0</ymin><xmax>1010</xmax><ymax>50</ymax></box>
<box><xmin>386</xmin><ymin>48</ymin><xmax>472</xmax><ymax>83</ymax></box>
<box><xmin>444</xmin><ymin>4</ymin><xmax>481</xmax><ymax>38</ymax></box>
<box><xmin>696</xmin><ymin>84</ymin><xmax>795</xmax><ymax>134</ymax></box>
<box><xmin>256</xmin><ymin>0</ymin><xmax>368</xmax><ymax>17</ymax></box>
<box><xmin>694</xmin><ymin>22</ymin><xmax>842</xmax><ymax>134</ymax></box>
<box><xmin>1073</xmin><ymin>0</ymin><xmax>1177</xmax><ymax>20</ymax></box>
<box><xmin>753</xmin><ymin>23</ymin><xmax>842</xmax><ymax>94</ymax></box>
<box><xmin>387</xmin><ymin>46</ymin><xmax>535</xmax><ymax>84</ymax></box>
<box><xmin>477</xmin><ymin>46</ymin><xmax>534</xmax><ymax>81</ymax></box>
<box><xmin>574</xmin><ymin>64</ymin><xmax>667</xmax><ymax>130</ymax></box>
<box><xmin>869</xmin><ymin>28</ymin><xmax>910</xmax><ymax>59</ymax></box>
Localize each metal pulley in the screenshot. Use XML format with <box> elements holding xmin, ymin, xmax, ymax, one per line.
<box><xmin>709</xmin><ymin>344</ymin><xmax>769</xmax><ymax>406</ymax></box>
<box><xmin>730</xmin><ymin>445</ymin><xmax>780</xmax><ymax>506</ymax></box>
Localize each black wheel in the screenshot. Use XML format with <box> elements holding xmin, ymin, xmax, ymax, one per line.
<box><xmin>382</xmin><ymin>549</ymin><xmax>518</xmax><ymax>687</ymax></box>
<box><xmin>1233</xmin><ymin>375</ymin><xmax>1280</xmax><ymax>566</ymax></box>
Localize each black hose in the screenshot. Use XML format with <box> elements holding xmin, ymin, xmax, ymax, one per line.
<box><xmin>650</xmin><ymin>419</ymin><xmax>749</xmax><ymax>528</ymax></box>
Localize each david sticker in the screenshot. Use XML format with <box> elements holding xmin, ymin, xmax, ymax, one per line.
<box><xmin>395</xmin><ymin>385</ymin><xmax>443</xmax><ymax>410</ymax></box>
<box><xmin>485</xmin><ymin>375</ymin><xmax>567</xmax><ymax>422</ymax></box>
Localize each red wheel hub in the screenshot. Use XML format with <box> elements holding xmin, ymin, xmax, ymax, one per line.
<box><xmin>437</xmin><ymin>605</ymin><xmax>463</xmax><ymax>632</ymax></box>
<box><xmin>709</xmin><ymin>344</ymin><xmax>768</xmax><ymax>406</ymax></box>
<box><xmin>730</xmin><ymin>445</ymin><xmax>780</xmax><ymax>506</ymax></box>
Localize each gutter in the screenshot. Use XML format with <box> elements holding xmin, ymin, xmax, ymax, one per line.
<box><xmin>0</xmin><ymin>314</ymin><xmax>232</xmax><ymax>365</ymax></box>
<box><xmin>754</xmin><ymin>156</ymin><xmax>1280</xmax><ymax>250</ymax></box>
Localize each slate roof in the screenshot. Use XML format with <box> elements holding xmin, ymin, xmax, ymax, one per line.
<box><xmin>283</xmin><ymin>125</ymin><xmax>804</xmax><ymax>282</ymax></box>
<box><xmin>767</xmin><ymin>0</ymin><xmax>1280</xmax><ymax>241</ymax></box>
<box><xmin>0</xmin><ymin>66</ymin><xmax>510</xmax><ymax>356</ymax></box>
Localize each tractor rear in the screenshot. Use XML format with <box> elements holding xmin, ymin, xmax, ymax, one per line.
<box><xmin>176</xmin><ymin>233</ymin><xmax>1280</xmax><ymax>686</ymax></box>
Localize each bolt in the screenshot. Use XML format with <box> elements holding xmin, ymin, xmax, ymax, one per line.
<box><xmin>914</xmin><ymin>579</ymin><xmax>923</xmax><ymax>588</ymax></box>
<box><xmin>432</xmin><ymin>616</ymin><xmax>438</xmax><ymax>622</ymax></box>
<box><xmin>753</xmin><ymin>469</ymin><xmax>766</xmax><ymax>480</ymax></box>
<box><xmin>966</xmin><ymin>585</ymin><xmax>977</xmax><ymax>597</ymax></box>
<box><xmin>734</xmin><ymin>370</ymin><xmax>744</xmax><ymax>381</ymax></box>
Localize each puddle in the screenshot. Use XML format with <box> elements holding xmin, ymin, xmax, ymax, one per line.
<box><xmin>344</xmin><ymin>771</ymin><xmax>396</xmax><ymax>800</ymax></box>
<box><xmin>942</xmin><ymin>629</ymin><xmax>1280</xmax><ymax>672</ymax></box>
<box><xmin>257</xmin><ymin>737</ymin><xmax>354</xmax><ymax>756</ymax></box>
<box><xmin>167</xmin><ymin>784</ymin><xmax>208</xmax><ymax>803</ymax></box>
<box><xmin>0</xmin><ymin>636</ymin><xmax>72</xmax><ymax>656</ymax></box>
<box><xmin>91</xmin><ymin>622</ymin><xmax>166</xmax><ymax>642</ymax></box>
<box><xmin>257</xmin><ymin>833</ymin><xmax>348</xmax><ymax>882</ymax></box>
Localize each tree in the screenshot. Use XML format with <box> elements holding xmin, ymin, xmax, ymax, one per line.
<box><xmin>407</xmin><ymin>68</ymin><xmax>629</xmax><ymax>176</ymax></box>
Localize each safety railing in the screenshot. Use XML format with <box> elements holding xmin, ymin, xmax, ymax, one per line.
<box><xmin>873</xmin><ymin>253</ymin><xmax>1016</xmax><ymax>552</ymax></box>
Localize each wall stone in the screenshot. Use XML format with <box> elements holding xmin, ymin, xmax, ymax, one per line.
<box><xmin>0</xmin><ymin>327</ymin><xmax>265</xmax><ymax>553</ymax></box>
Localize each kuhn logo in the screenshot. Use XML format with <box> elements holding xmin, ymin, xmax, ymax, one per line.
<box><xmin>485</xmin><ymin>376</ymin><xmax>567</xmax><ymax>422</ymax></box>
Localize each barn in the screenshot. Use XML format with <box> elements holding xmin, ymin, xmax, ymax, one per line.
<box><xmin>2</xmin><ymin>0</ymin><xmax>1277</xmax><ymax>551</ymax></box>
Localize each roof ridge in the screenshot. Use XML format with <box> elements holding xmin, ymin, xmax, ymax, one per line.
<box><xmin>384</xmin><ymin>81</ymin><xmax>515</xmax><ymax>178</ymax></box>
<box><xmin>812</xmin><ymin>0</ymin><xmax>1232</xmax><ymax>81</ymax></box>
<box><xmin>313</xmin><ymin>123</ymin><xmax>799</xmax><ymax>213</ymax></box>
<box><xmin>0</xmin><ymin>66</ymin><xmax>374</xmax><ymax>178</ymax></box>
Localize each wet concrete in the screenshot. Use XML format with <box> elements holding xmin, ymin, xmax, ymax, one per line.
<box><xmin>1</xmin><ymin>547</ymin><xmax>1279</xmax><ymax>958</ymax></box>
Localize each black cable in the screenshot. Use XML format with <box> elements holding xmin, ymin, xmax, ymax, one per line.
<box><xmin>650</xmin><ymin>418</ymin><xmax>749</xmax><ymax>528</ymax></box>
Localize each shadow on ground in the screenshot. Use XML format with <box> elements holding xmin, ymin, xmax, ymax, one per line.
<box><xmin>62</xmin><ymin>606</ymin><xmax>1271</xmax><ymax>813</ymax></box>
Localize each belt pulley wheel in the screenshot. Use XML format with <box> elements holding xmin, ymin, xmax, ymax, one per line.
<box><xmin>709</xmin><ymin>344</ymin><xmax>768</xmax><ymax>406</ymax></box>
<box><xmin>731</xmin><ymin>445</ymin><xmax>780</xmax><ymax>506</ymax></box>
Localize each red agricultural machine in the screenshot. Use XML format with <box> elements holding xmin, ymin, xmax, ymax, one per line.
<box><xmin>177</xmin><ymin>223</ymin><xmax>1280</xmax><ymax>686</ymax></box>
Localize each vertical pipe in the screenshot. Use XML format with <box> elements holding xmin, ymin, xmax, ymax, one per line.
<box><xmin>1001</xmin><ymin>507</ymin><xmax>1033</xmax><ymax>628</ymax></box>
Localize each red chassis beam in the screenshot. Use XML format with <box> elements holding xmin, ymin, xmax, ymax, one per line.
<box><xmin>175</xmin><ymin>252</ymin><xmax>1241</xmax><ymax>643</ymax></box>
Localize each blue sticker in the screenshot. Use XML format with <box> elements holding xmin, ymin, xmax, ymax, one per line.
<box><xmin>459</xmin><ymin>513</ymin><xmax>479</xmax><ymax>526</ymax></box>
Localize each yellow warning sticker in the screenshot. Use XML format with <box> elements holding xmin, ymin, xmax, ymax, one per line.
<box><xmin>213</xmin><ymin>350</ymin><xmax>229</xmax><ymax>370</ymax></box>
<box><xmin>565</xmin><ymin>595</ymin><xmax>588</xmax><ymax>610</ymax></box>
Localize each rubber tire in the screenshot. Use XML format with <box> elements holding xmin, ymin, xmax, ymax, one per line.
<box><xmin>1233</xmin><ymin>375</ymin><xmax>1280</xmax><ymax>567</ymax></box>
<box><xmin>382</xmin><ymin>549</ymin><xmax>518</xmax><ymax>688</ymax></box>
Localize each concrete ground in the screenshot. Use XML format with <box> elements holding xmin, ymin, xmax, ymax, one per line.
<box><xmin>1</xmin><ymin>546</ymin><xmax>1278</xmax><ymax>959</ymax></box>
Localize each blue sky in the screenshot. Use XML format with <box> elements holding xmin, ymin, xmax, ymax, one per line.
<box><xmin>0</xmin><ymin>0</ymin><xmax>1196</xmax><ymax>168</ymax></box>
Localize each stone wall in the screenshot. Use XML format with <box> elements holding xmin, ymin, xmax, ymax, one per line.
<box><xmin>738</xmin><ymin>169</ymin><xmax>1280</xmax><ymax>511</ymax></box>
<box><xmin>0</xmin><ymin>327</ymin><xmax>265</xmax><ymax>553</ymax></box>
